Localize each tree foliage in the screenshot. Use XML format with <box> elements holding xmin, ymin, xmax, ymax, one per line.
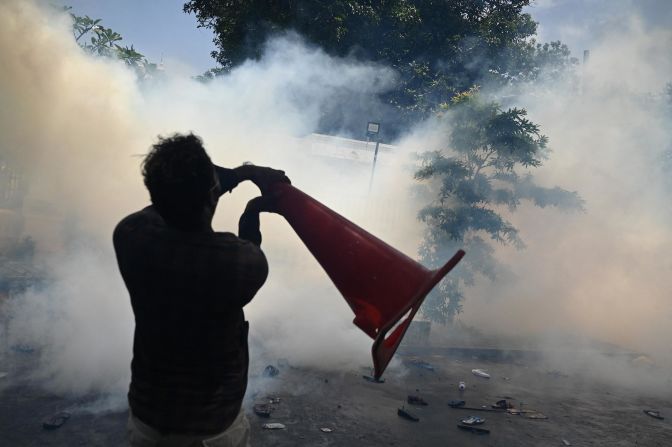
<box><xmin>65</xmin><ymin>6</ymin><xmax>160</xmax><ymax>79</ymax></box>
<box><xmin>181</xmin><ymin>1</ymin><xmax>584</xmax><ymax>323</ymax></box>
<box><xmin>184</xmin><ymin>1</ymin><xmax>550</xmax><ymax>116</ymax></box>
<box><xmin>415</xmin><ymin>89</ymin><xmax>583</xmax><ymax>321</ymax></box>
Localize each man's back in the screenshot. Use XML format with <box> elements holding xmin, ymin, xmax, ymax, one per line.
<box><xmin>114</xmin><ymin>206</ymin><xmax>268</xmax><ymax>434</ymax></box>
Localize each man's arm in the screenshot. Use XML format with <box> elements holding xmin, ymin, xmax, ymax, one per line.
<box><xmin>238</xmin><ymin>196</ymin><xmax>277</xmax><ymax>245</ymax></box>
<box><xmin>215</xmin><ymin>164</ymin><xmax>290</xmax><ymax>196</ymax></box>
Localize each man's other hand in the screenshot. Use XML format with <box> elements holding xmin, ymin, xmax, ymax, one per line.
<box><xmin>244</xmin><ymin>196</ymin><xmax>279</xmax><ymax>214</ymax></box>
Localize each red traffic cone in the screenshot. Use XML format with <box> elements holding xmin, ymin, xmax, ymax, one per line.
<box><xmin>271</xmin><ymin>183</ymin><xmax>465</xmax><ymax>378</ymax></box>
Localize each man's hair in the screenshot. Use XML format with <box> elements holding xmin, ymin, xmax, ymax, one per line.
<box><xmin>142</xmin><ymin>133</ymin><xmax>215</xmax><ymax>228</ymax></box>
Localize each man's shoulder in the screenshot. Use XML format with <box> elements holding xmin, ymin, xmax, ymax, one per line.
<box><xmin>113</xmin><ymin>206</ymin><xmax>159</xmax><ymax>241</ymax></box>
<box><xmin>112</xmin><ymin>206</ymin><xmax>262</xmax><ymax>253</ymax></box>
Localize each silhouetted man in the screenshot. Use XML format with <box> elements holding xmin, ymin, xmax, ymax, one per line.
<box><xmin>113</xmin><ymin>133</ymin><xmax>289</xmax><ymax>446</ymax></box>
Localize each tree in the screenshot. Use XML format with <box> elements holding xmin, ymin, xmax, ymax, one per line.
<box><xmin>182</xmin><ymin>1</ymin><xmax>583</xmax><ymax>322</ymax></box>
<box><xmin>415</xmin><ymin>88</ymin><xmax>583</xmax><ymax>321</ymax></box>
<box><xmin>65</xmin><ymin>6</ymin><xmax>160</xmax><ymax>79</ymax></box>
<box><xmin>184</xmin><ymin>1</ymin><xmax>547</xmax><ymax>122</ymax></box>
<box><xmin>490</xmin><ymin>40</ymin><xmax>579</xmax><ymax>86</ymax></box>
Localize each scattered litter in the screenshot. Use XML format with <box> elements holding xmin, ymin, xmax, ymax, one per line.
<box><xmin>457</xmin><ymin>424</ymin><xmax>490</xmax><ymax>434</ymax></box>
<box><xmin>643</xmin><ymin>410</ymin><xmax>664</xmax><ymax>420</ymax></box>
<box><xmin>525</xmin><ymin>411</ymin><xmax>548</xmax><ymax>420</ymax></box>
<box><xmin>451</xmin><ymin>405</ymin><xmax>501</xmax><ymax>412</ymax></box>
<box><xmin>407</xmin><ymin>395</ymin><xmax>428</xmax><ymax>406</ymax></box>
<box><xmin>0</xmin><ymin>372</ymin><xmax>7</xmax><ymax>379</ymax></box>
<box><xmin>461</xmin><ymin>416</ymin><xmax>485</xmax><ymax>425</ymax></box>
<box><xmin>471</xmin><ymin>369</ymin><xmax>490</xmax><ymax>379</ymax></box>
<box><xmin>506</xmin><ymin>408</ymin><xmax>547</xmax><ymax>419</ymax></box>
<box><xmin>397</xmin><ymin>407</ymin><xmax>420</xmax><ymax>422</ymax></box>
<box><xmin>492</xmin><ymin>399</ymin><xmax>514</xmax><ymax>410</ymax></box>
<box><xmin>11</xmin><ymin>344</ymin><xmax>34</xmax><ymax>354</ymax></box>
<box><xmin>262</xmin><ymin>423</ymin><xmax>286</xmax><ymax>430</ymax></box>
<box><xmin>546</xmin><ymin>370</ymin><xmax>569</xmax><ymax>379</ymax></box>
<box><xmin>506</xmin><ymin>407</ymin><xmax>547</xmax><ymax>419</ymax></box>
<box><xmin>42</xmin><ymin>412</ymin><xmax>70</xmax><ymax>430</ymax></box>
<box><xmin>502</xmin><ymin>377</ymin><xmax>511</xmax><ymax>381</ymax></box>
<box><xmin>406</xmin><ymin>358</ymin><xmax>435</xmax><ymax>371</ymax></box>
<box><xmin>266</xmin><ymin>396</ymin><xmax>281</xmax><ymax>404</ymax></box>
<box><xmin>458</xmin><ymin>381</ymin><xmax>466</xmax><ymax>391</ymax></box>
<box><xmin>320</xmin><ymin>427</ymin><xmax>333</xmax><ymax>433</ymax></box>
<box><xmin>263</xmin><ymin>365</ymin><xmax>279</xmax><ymax>377</ymax></box>
<box><xmin>253</xmin><ymin>404</ymin><xmax>272</xmax><ymax>418</ymax></box>
<box><xmin>562</xmin><ymin>439</ymin><xmax>572</xmax><ymax>446</ymax></box>
<box><xmin>362</xmin><ymin>375</ymin><xmax>385</xmax><ymax>383</ymax></box>
<box><xmin>448</xmin><ymin>400</ymin><xmax>466</xmax><ymax>408</ymax></box>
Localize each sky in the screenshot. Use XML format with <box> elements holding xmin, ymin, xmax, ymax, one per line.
<box><xmin>52</xmin><ymin>0</ymin><xmax>672</xmax><ymax>75</ymax></box>
<box><xmin>52</xmin><ymin>0</ymin><xmax>216</xmax><ymax>74</ymax></box>
<box><xmin>528</xmin><ymin>0</ymin><xmax>672</xmax><ymax>56</ymax></box>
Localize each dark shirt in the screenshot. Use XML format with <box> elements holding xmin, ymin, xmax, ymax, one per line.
<box><xmin>113</xmin><ymin>173</ymin><xmax>268</xmax><ymax>434</ymax></box>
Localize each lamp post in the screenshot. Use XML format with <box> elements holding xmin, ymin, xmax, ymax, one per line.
<box><xmin>367</xmin><ymin>122</ymin><xmax>380</xmax><ymax>191</ymax></box>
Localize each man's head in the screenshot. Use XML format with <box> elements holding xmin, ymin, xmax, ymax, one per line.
<box><xmin>142</xmin><ymin>133</ymin><xmax>220</xmax><ymax>230</ymax></box>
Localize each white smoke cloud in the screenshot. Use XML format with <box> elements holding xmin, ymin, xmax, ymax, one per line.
<box><xmin>2</xmin><ymin>0</ymin><xmax>671</xmax><ymax>404</ymax></box>
<box><xmin>0</xmin><ymin>0</ymin><xmax>405</xmax><ymax>397</ymax></box>
<box><xmin>446</xmin><ymin>12</ymin><xmax>672</xmax><ymax>386</ymax></box>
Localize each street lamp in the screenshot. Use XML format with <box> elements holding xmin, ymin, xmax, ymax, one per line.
<box><xmin>367</xmin><ymin>122</ymin><xmax>381</xmax><ymax>191</ymax></box>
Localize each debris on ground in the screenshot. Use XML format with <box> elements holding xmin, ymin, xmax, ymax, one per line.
<box><xmin>407</xmin><ymin>395</ymin><xmax>428</xmax><ymax>406</ymax></box>
<box><xmin>507</xmin><ymin>408</ymin><xmax>548</xmax><ymax>419</ymax></box>
<box><xmin>451</xmin><ymin>405</ymin><xmax>502</xmax><ymax>412</ymax></box>
<box><xmin>11</xmin><ymin>344</ymin><xmax>35</xmax><ymax>354</ymax></box>
<box><xmin>524</xmin><ymin>411</ymin><xmax>548</xmax><ymax>420</ymax></box>
<box><xmin>458</xmin><ymin>381</ymin><xmax>466</xmax><ymax>391</ymax></box>
<box><xmin>448</xmin><ymin>400</ymin><xmax>466</xmax><ymax>408</ymax></box>
<box><xmin>406</xmin><ymin>358</ymin><xmax>435</xmax><ymax>371</ymax></box>
<box><xmin>461</xmin><ymin>415</ymin><xmax>485</xmax><ymax>425</ymax></box>
<box><xmin>262</xmin><ymin>423</ymin><xmax>286</xmax><ymax>430</ymax></box>
<box><xmin>397</xmin><ymin>407</ymin><xmax>420</xmax><ymax>422</ymax></box>
<box><xmin>266</xmin><ymin>396</ymin><xmax>281</xmax><ymax>405</ymax></box>
<box><xmin>362</xmin><ymin>375</ymin><xmax>385</xmax><ymax>383</ymax></box>
<box><xmin>562</xmin><ymin>439</ymin><xmax>572</xmax><ymax>446</ymax></box>
<box><xmin>320</xmin><ymin>427</ymin><xmax>333</xmax><ymax>433</ymax></box>
<box><xmin>263</xmin><ymin>365</ymin><xmax>279</xmax><ymax>377</ymax></box>
<box><xmin>546</xmin><ymin>370</ymin><xmax>569</xmax><ymax>379</ymax></box>
<box><xmin>643</xmin><ymin>410</ymin><xmax>664</xmax><ymax>420</ymax></box>
<box><xmin>253</xmin><ymin>403</ymin><xmax>273</xmax><ymax>418</ymax></box>
<box><xmin>492</xmin><ymin>399</ymin><xmax>514</xmax><ymax>409</ymax></box>
<box><xmin>42</xmin><ymin>412</ymin><xmax>71</xmax><ymax>430</ymax></box>
<box><xmin>471</xmin><ymin>369</ymin><xmax>490</xmax><ymax>379</ymax></box>
<box><xmin>457</xmin><ymin>424</ymin><xmax>490</xmax><ymax>434</ymax></box>
<box><xmin>0</xmin><ymin>372</ymin><xmax>7</xmax><ymax>379</ymax></box>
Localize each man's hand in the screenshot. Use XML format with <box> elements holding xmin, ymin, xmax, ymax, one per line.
<box><xmin>235</xmin><ymin>164</ymin><xmax>290</xmax><ymax>195</ymax></box>
<box><xmin>243</xmin><ymin>195</ymin><xmax>278</xmax><ymax>214</ymax></box>
<box><xmin>239</xmin><ymin>195</ymin><xmax>279</xmax><ymax>245</ymax></box>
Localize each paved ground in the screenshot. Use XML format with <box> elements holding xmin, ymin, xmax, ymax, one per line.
<box><xmin>1</xmin><ymin>348</ymin><xmax>670</xmax><ymax>446</ymax></box>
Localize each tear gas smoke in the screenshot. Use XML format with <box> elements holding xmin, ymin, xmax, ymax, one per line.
<box><xmin>0</xmin><ymin>0</ymin><xmax>406</xmax><ymax>396</ymax></box>
<box><xmin>1</xmin><ymin>0</ymin><xmax>671</xmax><ymax>405</ymax></box>
<box><xmin>400</xmin><ymin>11</ymin><xmax>672</xmax><ymax>391</ymax></box>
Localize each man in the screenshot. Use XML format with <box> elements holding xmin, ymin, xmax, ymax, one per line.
<box><xmin>113</xmin><ymin>133</ymin><xmax>289</xmax><ymax>446</ymax></box>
